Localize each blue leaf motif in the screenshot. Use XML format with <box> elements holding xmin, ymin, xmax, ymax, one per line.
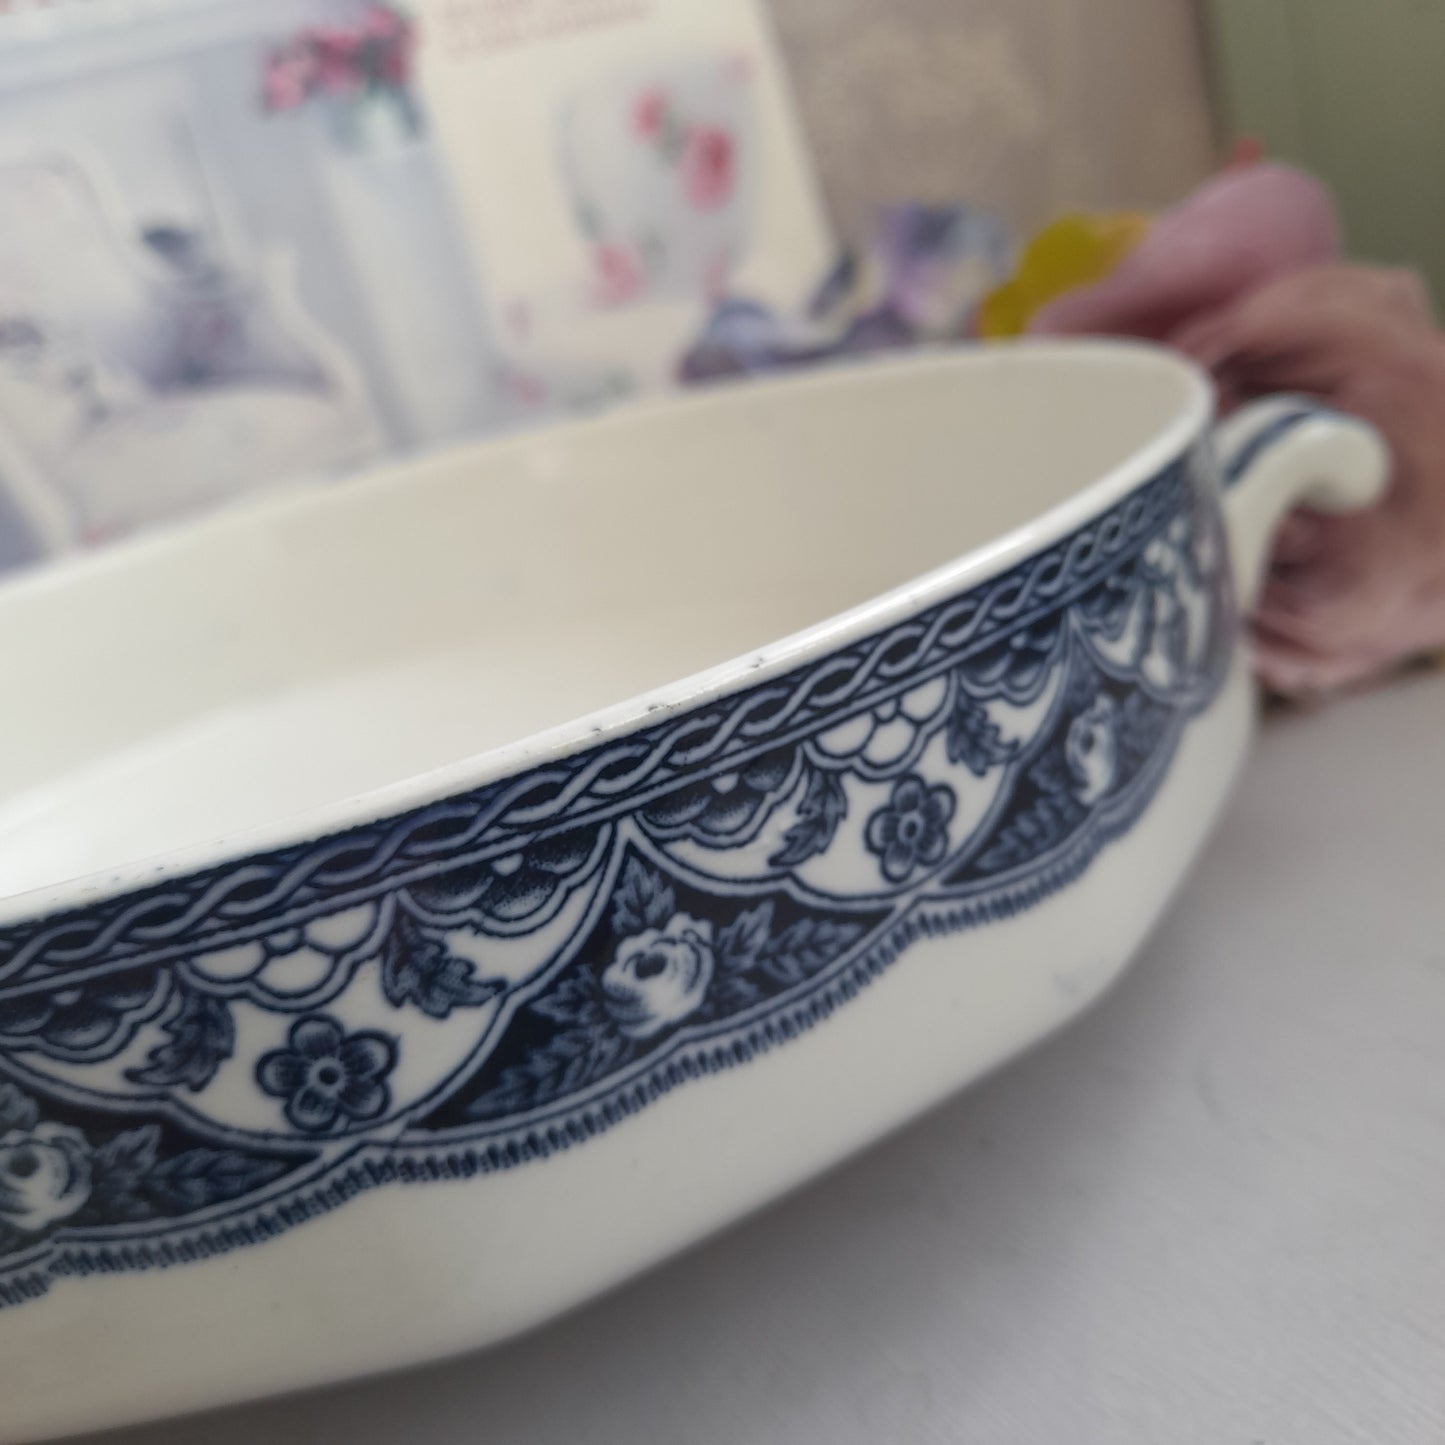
<box><xmin>90</xmin><ymin>1125</ymin><xmax>163</xmax><ymax>1222</ymax></box>
<box><xmin>974</xmin><ymin>793</ymin><xmax>1085</xmax><ymax>873</ymax></box>
<box><xmin>705</xmin><ymin>971</ymin><xmax>764</xmax><ymax>1014</ymax></box>
<box><xmin>466</xmin><ymin>1022</ymin><xmax>629</xmax><ymax>1121</ymax></box>
<box><xmin>380</xmin><ymin>914</ymin><xmax>503</xmax><ymax>1020</ymax></box>
<box><xmin>1028</xmin><ymin>751</ymin><xmax>1074</xmax><ymax>798</ymax></box>
<box><xmin>770</xmin><ymin>767</ymin><xmax>847</xmax><ymax>868</ymax></box>
<box><xmin>145</xmin><ymin>1149</ymin><xmax>292</xmax><ymax>1213</ymax></box>
<box><xmin>1116</xmin><ymin>691</ymin><xmax>1170</xmax><ymax>775</ymax></box>
<box><xmin>717</xmin><ymin>901</ymin><xmax>775</xmax><ymax>973</ymax></box>
<box><xmin>0</xmin><ymin>1083</ymin><xmax>38</xmax><ymax>1134</ymax></box>
<box><xmin>760</xmin><ymin>918</ymin><xmax>864</xmax><ymax>988</ymax></box>
<box><xmin>612</xmin><ymin>858</ymin><xmax>675</xmax><ymax>937</ymax></box>
<box><xmin>530</xmin><ymin>974</ymin><xmax>608</xmax><ymax>1029</ymax></box>
<box><xmin>126</xmin><ymin>984</ymin><xmax>234</xmax><ymax>1092</ymax></box>
<box><xmin>946</xmin><ymin>691</ymin><xmax>1017</xmax><ymax>777</ymax></box>
<box><xmin>93</xmin><ymin>1125</ymin><xmax>161</xmax><ymax>1178</ymax></box>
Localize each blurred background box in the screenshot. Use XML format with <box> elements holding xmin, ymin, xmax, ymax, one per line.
<box><xmin>770</xmin><ymin>0</ymin><xmax>1217</xmax><ymax>240</ymax></box>
<box><xmin>0</xmin><ymin>0</ymin><xmax>832</xmax><ymax>561</ymax></box>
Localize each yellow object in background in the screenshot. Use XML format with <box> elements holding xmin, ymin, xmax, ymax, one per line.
<box><xmin>977</xmin><ymin>212</ymin><xmax>1151</xmax><ymax>338</ymax></box>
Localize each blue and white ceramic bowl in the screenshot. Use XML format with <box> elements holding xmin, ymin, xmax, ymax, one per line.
<box><xmin>0</xmin><ymin>345</ymin><xmax>1384</xmax><ymax>1440</ymax></box>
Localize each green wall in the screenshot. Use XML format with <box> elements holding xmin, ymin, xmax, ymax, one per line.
<box><xmin>1203</xmin><ymin>0</ymin><xmax>1445</xmax><ymax>304</ymax></box>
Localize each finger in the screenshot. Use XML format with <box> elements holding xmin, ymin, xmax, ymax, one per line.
<box><xmin>1194</xmin><ymin>266</ymin><xmax>1432</xmax><ymax>370</ymax></box>
<box><xmin>1028</xmin><ymin>267</ymin><xmax>1193</xmax><ymax>339</ymax></box>
<box><xmin>1356</xmin><ymin>266</ymin><xmax>1436</xmax><ymax>325</ymax></box>
<box><xmin>1029</xmin><ymin>235</ymin><xmax>1263</xmax><ymax>340</ymax></box>
<box><xmin>1253</xmin><ymin>639</ymin><xmax>1384</xmax><ymax>697</ymax></box>
<box><xmin>1169</xmin><ymin>289</ymin><xmax>1320</xmax><ymax>379</ymax></box>
<box><xmin>1174</xmin><ymin>277</ymin><xmax>1423</xmax><ymax>405</ymax></box>
<box><xmin>1269</xmin><ymin>512</ymin><xmax>1332</xmax><ymax>567</ymax></box>
<box><xmin>1035</xmin><ymin>165</ymin><xmax>1343</xmax><ymax>341</ymax></box>
<box><xmin>1168</xmin><ymin>310</ymin><xmax>1234</xmax><ymax>362</ymax></box>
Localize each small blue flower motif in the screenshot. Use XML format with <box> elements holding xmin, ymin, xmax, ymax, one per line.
<box><xmin>865</xmin><ymin>775</ymin><xmax>956</xmax><ymax>883</ymax></box>
<box><xmin>256</xmin><ymin>1015</ymin><xmax>397</xmax><ymax>1135</ymax></box>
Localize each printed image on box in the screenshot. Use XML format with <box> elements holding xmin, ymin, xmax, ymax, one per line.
<box><xmin>415</xmin><ymin>0</ymin><xmax>835</xmax><ymax>408</ymax></box>
<box><xmin>0</xmin><ymin>0</ymin><xmax>833</xmax><ymax>564</ymax></box>
<box><xmin>560</xmin><ymin>55</ymin><xmax>760</xmax><ymax>308</ymax></box>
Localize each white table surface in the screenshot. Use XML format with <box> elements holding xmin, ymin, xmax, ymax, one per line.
<box><xmin>86</xmin><ymin>674</ymin><xmax>1445</xmax><ymax>1445</ymax></box>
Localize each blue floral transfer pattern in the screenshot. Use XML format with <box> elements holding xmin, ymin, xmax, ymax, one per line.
<box><xmin>865</xmin><ymin>775</ymin><xmax>956</xmax><ymax>883</ymax></box>
<box><xmin>0</xmin><ymin>445</ymin><xmax>1235</xmax><ymax>1307</ymax></box>
<box><xmin>256</xmin><ymin>1017</ymin><xmax>397</xmax><ymax>1135</ymax></box>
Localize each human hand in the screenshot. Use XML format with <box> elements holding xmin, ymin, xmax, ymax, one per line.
<box><xmin>1028</xmin><ymin>163</ymin><xmax>1340</xmax><ymax>343</ymax></box>
<box><xmin>1177</xmin><ymin>265</ymin><xmax>1445</xmax><ymax>695</ymax></box>
<box><xmin>1026</xmin><ymin>157</ymin><xmax>1444</xmax><ymax>695</ymax></box>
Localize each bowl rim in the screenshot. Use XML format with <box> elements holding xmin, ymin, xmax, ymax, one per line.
<box><xmin>0</xmin><ymin>340</ymin><xmax>1213</xmax><ymax>927</ymax></box>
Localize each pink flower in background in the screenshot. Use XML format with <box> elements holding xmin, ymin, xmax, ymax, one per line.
<box><xmin>312</xmin><ymin>28</ymin><xmax>364</xmax><ymax>94</ymax></box>
<box><xmin>362</xmin><ymin>2</ymin><xmax>406</xmax><ymax>40</ymax></box>
<box><xmin>501</xmin><ymin>369</ymin><xmax>546</xmax><ymax>410</ymax></box>
<box><xmin>380</xmin><ymin>26</ymin><xmax>415</xmax><ymax>86</ymax></box>
<box><xmin>262</xmin><ymin>45</ymin><xmax>316</xmax><ymax>112</ymax></box>
<box><xmin>364</xmin><ymin>3</ymin><xmax>416</xmax><ymax>86</ymax></box>
<box><xmin>260</xmin><ymin>6</ymin><xmax>417</xmax><ymax>114</ymax></box>
<box><xmin>682</xmin><ymin>126</ymin><xmax>734</xmax><ymax>211</ymax></box>
<box><xmin>593</xmin><ymin>243</ymin><xmax>644</xmax><ymax>305</ymax></box>
<box><xmin>633</xmin><ymin>88</ymin><xmax>668</xmax><ymax>140</ymax></box>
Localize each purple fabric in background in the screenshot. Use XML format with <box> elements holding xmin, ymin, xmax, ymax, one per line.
<box><xmin>678</xmin><ymin>203</ymin><xmax>1014</xmax><ymax>383</ymax></box>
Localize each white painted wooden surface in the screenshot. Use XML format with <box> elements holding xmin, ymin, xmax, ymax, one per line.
<box><xmin>85</xmin><ymin>673</ymin><xmax>1445</xmax><ymax>1445</ymax></box>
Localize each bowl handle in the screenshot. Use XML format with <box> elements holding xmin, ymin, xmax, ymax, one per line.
<box><xmin>1216</xmin><ymin>397</ymin><xmax>1389</xmax><ymax>611</ymax></box>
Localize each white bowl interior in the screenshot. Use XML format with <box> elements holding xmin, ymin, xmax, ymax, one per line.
<box><xmin>0</xmin><ymin>346</ymin><xmax>1202</xmax><ymax>899</ymax></box>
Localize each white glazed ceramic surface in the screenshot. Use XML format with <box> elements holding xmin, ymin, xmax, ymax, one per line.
<box><xmin>0</xmin><ymin>345</ymin><xmax>1385</xmax><ymax>1441</ymax></box>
